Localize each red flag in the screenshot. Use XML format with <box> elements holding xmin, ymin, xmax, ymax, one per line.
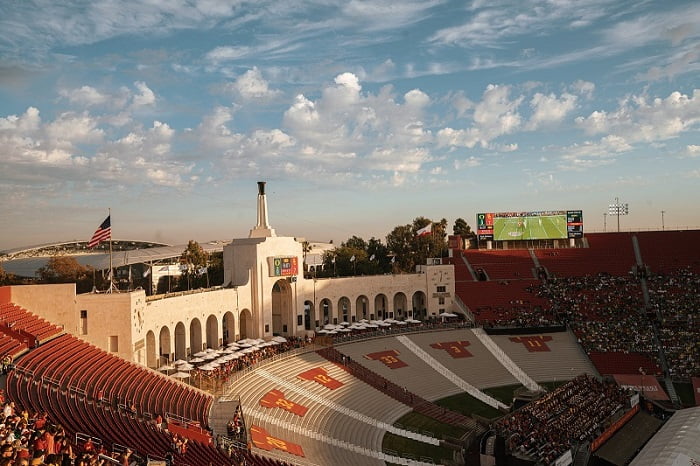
<box><xmin>88</xmin><ymin>215</ymin><xmax>111</xmax><ymax>248</ymax></box>
<box><xmin>416</xmin><ymin>223</ymin><xmax>432</xmax><ymax>236</ymax></box>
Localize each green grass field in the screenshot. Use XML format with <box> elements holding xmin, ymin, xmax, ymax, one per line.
<box><xmin>494</xmin><ymin>215</ymin><xmax>568</xmax><ymax>241</ymax></box>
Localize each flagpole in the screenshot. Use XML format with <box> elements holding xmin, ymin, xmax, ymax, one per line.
<box><xmin>108</xmin><ymin>207</ymin><xmax>113</xmax><ymax>293</ymax></box>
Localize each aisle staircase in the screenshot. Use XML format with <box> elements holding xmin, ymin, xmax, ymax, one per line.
<box><xmin>470</xmin><ymin>328</ymin><xmax>543</xmax><ymax>392</ymax></box>
<box><xmin>396</xmin><ymin>335</ymin><xmax>508</xmax><ymax>410</ymax></box>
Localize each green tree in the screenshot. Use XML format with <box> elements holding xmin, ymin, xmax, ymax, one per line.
<box><xmin>177</xmin><ymin>240</ymin><xmax>209</xmax><ymax>290</ymax></box>
<box><xmin>386</xmin><ymin>224</ymin><xmax>416</xmax><ymax>273</ymax></box>
<box><xmin>0</xmin><ymin>264</ymin><xmax>18</xmax><ymax>286</ymax></box>
<box><xmin>37</xmin><ymin>256</ymin><xmax>98</xmax><ymax>293</ymax></box>
<box><xmin>453</xmin><ymin>217</ymin><xmax>476</xmax><ymax>247</ymax></box>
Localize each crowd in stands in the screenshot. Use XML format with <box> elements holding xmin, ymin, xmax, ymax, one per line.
<box><xmin>0</xmin><ymin>389</ymin><xmax>140</xmax><ymax>466</ymax></box>
<box><xmin>496</xmin><ymin>375</ymin><xmax>630</xmax><ymax>465</ymax></box>
<box><xmin>466</xmin><ymin>267</ymin><xmax>700</xmax><ymax>380</ymax></box>
<box><xmin>645</xmin><ymin>268</ymin><xmax>700</xmax><ymax>378</ymax></box>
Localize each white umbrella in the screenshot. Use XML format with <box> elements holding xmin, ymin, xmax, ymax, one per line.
<box><xmin>338</xmin><ymin>328</ymin><xmax>351</xmax><ymax>332</ymax></box>
<box><xmin>339</xmin><ymin>321</ymin><xmax>350</xmax><ymax>326</ymax></box>
<box><xmin>173</xmin><ymin>359</ymin><xmax>188</xmax><ymax>366</ymax></box>
<box><xmin>189</xmin><ymin>357</ymin><xmax>204</xmax><ymax>363</ymax></box>
<box><xmin>359</xmin><ymin>319</ymin><xmax>369</xmax><ymax>323</ymax></box>
<box><xmin>198</xmin><ymin>365</ymin><xmax>216</xmax><ymax>371</ymax></box>
<box><xmin>203</xmin><ymin>353</ymin><xmax>217</xmax><ymax>360</ymax></box>
<box><xmin>193</xmin><ymin>351</ymin><xmax>207</xmax><ymax>357</ymax></box>
<box><xmin>316</xmin><ymin>329</ymin><xmax>328</xmax><ymax>334</ymax></box>
<box><xmin>323</xmin><ymin>324</ymin><xmax>337</xmax><ymax>330</ymax></box>
<box><xmin>178</xmin><ymin>363</ymin><xmax>195</xmax><ymax>371</ymax></box>
<box><xmin>171</xmin><ymin>371</ymin><xmax>190</xmax><ymax>379</ymax></box>
<box><xmin>158</xmin><ymin>364</ymin><xmax>175</xmax><ymax>372</ymax></box>
<box><xmin>271</xmin><ymin>336</ymin><xmax>287</xmax><ymax>343</ymax></box>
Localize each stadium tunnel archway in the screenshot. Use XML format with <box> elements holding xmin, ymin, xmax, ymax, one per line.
<box><xmin>271</xmin><ymin>279</ymin><xmax>293</xmax><ymax>335</ymax></box>
<box><xmin>303</xmin><ymin>300</ymin><xmax>315</xmax><ymax>331</ymax></box>
<box><xmin>222</xmin><ymin>311</ymin><xmax>236</xmax><ymax>344</ymax></box>
<box><xmin>320</xmin><ymin>298</ymin><xmax>333</xmax><ymax>325</ymax></box>
<box><xmin>355</xmin><ymin>295</ymin><xmax>369</xmax><ymax>322</ymax></box>
<box><xmin>338</xmin><ymin>296</ymin><xmax>351</xmax><ymax>323</ymax></box>
<box><xmin>190</xmin><ymin>318</ymin><xmax>202</xmax><ymax>354</ymax></box>
<box><xmin>206</xmin><ymin>314</ymin><xmax>219</xmax><ymax>349</ymax></box>
<box><xmin>239</xmin><ymin>308</ymin><xmax>253</xmax><ymax>340</ymax></box>
<box><xmin>145</xmin><ymin>330</ymin><xmax>157</xmax><ymax>369</ymax></box>
<box><xmin>412</xmin><ymin>291</ymin><xmax>427</xmax><ymax>320</ymax></box>
<box><xmin>159</xmin><ymin>326</ymin><xmax>172</xmax><ymax>364</ymax></box>
<box><xmin>174</xmin><ymin>321</ymin><xmax>186</xmax><ymax>360</ymax></box>
<box><xmin>393</xmin><ymin>292</ymin><xmax>407</xmax><ymax>319</ymax></box>
<box><xmin>374</xmin><ymin>293</ymin><xmax>387</xmax><ymax>320</ymax></box>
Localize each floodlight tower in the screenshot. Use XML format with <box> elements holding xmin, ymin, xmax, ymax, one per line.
<box><xmin>608</xmin><ymin>197</ymin><xmax>629</xmax><ymax>232</ymax></box>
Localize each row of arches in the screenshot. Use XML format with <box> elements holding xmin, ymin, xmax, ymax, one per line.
<box><xmin>144</xmin><ymin>309</ymin><xmax>254</xmax><ymax>368</ymax></box>
<box><xmin>303</xmin><ymin>291</ymin><xmax>427</xmax><ymax>330</ymax></box>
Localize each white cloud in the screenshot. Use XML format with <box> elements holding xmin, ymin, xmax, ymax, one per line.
<box><xmin>575</xmin><ymin>89</ymin><xmax>700</xmax><ymax>143</ymax></box>
<box><xmin>0</xmin><ymin>107</ymin><xmax>41</xmax><ymax>133</ymax></box>
<box><xmin>558</xmin><ymin>134</ymin><xmax>632</xmax><ymax>170</ymax></box>
<box><xmin>59</xmin><ymin>86</ymin><xmax>108</xmax><ymax>107</ymax></box>
<box><xmin>131</xmin><ymin>81</ymin><xmax>156</xmax><ymax>108</ymax></box>
<box><xmin>45</xmin><ymin>112</ymin><xmax>104</xmax><ymax>146</ymax></box>
<box><xmin>684</xmin><ymin>144</ymin><xmax>700</xmax><ymax>157</ymax></box>
<box><xmin>206</xmin><ymin>46</ymin><xmax>251</xmax><ymax>63</ymax></box>
<box><xmin>526</xmin><ymin>92</ymin><xmax>577</xmax><ymax>130</ymax></box>
<box><xmin>438</xmin><ymin>84</ymin><xmax>523</xmax><ymax>148</ymax></box>
<box><xmin>570</xmin><ymin>80</ymin><xmax>595</xmax><ymax>99</ymax></box>
<box><xmin>454</xmin><ymin>156</ymin><xmax>481</xmax><ymax>169</ymax></box>
<box><xmin>229</xmin><ymin>67</ymin><xmax>282</xmax><ymax>101</ymax></box>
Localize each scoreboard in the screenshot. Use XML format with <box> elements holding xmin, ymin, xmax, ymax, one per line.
<box><xmin>476</xmin><ymin>213</ymin><xmax>495</xmax><ymax>240</ymax></box>
<box><xmin>566</xmin><ymin>210</ymin><xmax>584</xmax><ymax>238</ymax></box>
<box><xmin>268</xmin><ymin>256</ymin><xmax>299</xmax><ymax>277</ymax></box>
<box><xmin>477</xmin><ymin>210</ymin><xmax>584</xmax><ymax>241</ymax></box>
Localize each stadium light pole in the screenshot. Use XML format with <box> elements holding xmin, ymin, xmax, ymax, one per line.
<box><xmin>608</xmin><ymin>197</ymin><xmax>629</xmax><ymax>232</ymax></box>
<box><xmin>603</xmin><ymin>213</ymin><xmax>607</xmax><ymax>232</ymax></box>
<box><xmin>661</xmin><ymin>210</ymin><xmax>666</xmax><ymax>231</ymax></box>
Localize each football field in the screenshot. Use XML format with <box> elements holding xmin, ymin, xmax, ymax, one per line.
<box><xmin>494</xmin><ymin>215</ymin><xmax>568</xmax><ymax>241</ymax></box>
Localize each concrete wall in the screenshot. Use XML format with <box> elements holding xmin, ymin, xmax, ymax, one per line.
<box><xmin>8</xmin><ymin>283</ymin><xmax>76</xmax><ymax>335</ymax></box>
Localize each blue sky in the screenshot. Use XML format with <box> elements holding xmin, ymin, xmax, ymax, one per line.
<box><xmin>1</xmin><ymin>0</ymin><xmax>699</xmax><ymax>250</ymax></box>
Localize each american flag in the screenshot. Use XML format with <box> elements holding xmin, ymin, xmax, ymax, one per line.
<box><xmin>88</xmin><ymin>215</ymin><xmax>111</xmax><ymax>248</ymax></box>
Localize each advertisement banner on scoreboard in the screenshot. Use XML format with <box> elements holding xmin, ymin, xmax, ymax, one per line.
<box><xmin>267</xmin><ymin>256</ymin><xmax>299</xmax><ymax>277</ymax></box>
<box><xmin>476</xmin><ymin>213</ymin><xmax>494</xmax><ymax>240</ymax></box>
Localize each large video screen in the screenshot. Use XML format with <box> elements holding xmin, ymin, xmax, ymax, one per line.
<box><xmin>477</xmin><ymin>210</ymin><xmax>583</xmax><ymax>241</ymax></box>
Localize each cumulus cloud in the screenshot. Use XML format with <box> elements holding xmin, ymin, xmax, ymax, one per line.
<box><xmin>684</xmin><ymin>144</ymin><xmax>700</xmax><ymax>157</ymax></box>
<box><xmin>132</xmin><ymin>81</ymin><xmax>156</xmax><ymax>108</ymax></box>
<box><xmin>438</xmin><ymin>84</ymin><xmax>523</xmax><ymax>149</ymax></box>
<box><xmin>526</xmin><ymin>92</ymin><xmax>578</xmax><ymax>130</ymax></box>
<box><xmin>0</xmin><ymin>104</ymin><xmax>192</xmax><ymax>191</ymax></box>
<box><xmin>558</xmin><ymin>135</ymin><xmax>632</xmax><ymax>170</ymax></box>
<box><xmin>575</xmin><ymin>89</ymin><xmax>700</xmax><ymax>143</ymax></box>
<box><xmin>228</xmin><ymin>67</ymin><xmax>282</xmax><ymax>101</ymax></box>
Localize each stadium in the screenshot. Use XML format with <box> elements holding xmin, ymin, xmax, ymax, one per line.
<box><xmin>0</xmin><ymin>184</ymin><xmax>698</xmax><ymax>466</ymax></box>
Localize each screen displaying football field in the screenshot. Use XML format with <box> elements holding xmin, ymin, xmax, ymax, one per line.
<box><xmin>493</xmin><ymin>214</ymin><xmax>568</xmax><ymax>240</ymax></box>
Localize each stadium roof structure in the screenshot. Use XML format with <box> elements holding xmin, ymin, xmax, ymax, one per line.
<box><xmin>629</xmin><ymin>406</ymin><xmax>700</xmax><ymax>466</ymax></box>
<box><xmin>1</xmin><ymin>241</ymin><xmax>228</xmax><ymax>277</ymax></box>
<box><xmin>88</xmin><ymin>242</ymin><xmax>228</xmax><ymax>270</ymax></box>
